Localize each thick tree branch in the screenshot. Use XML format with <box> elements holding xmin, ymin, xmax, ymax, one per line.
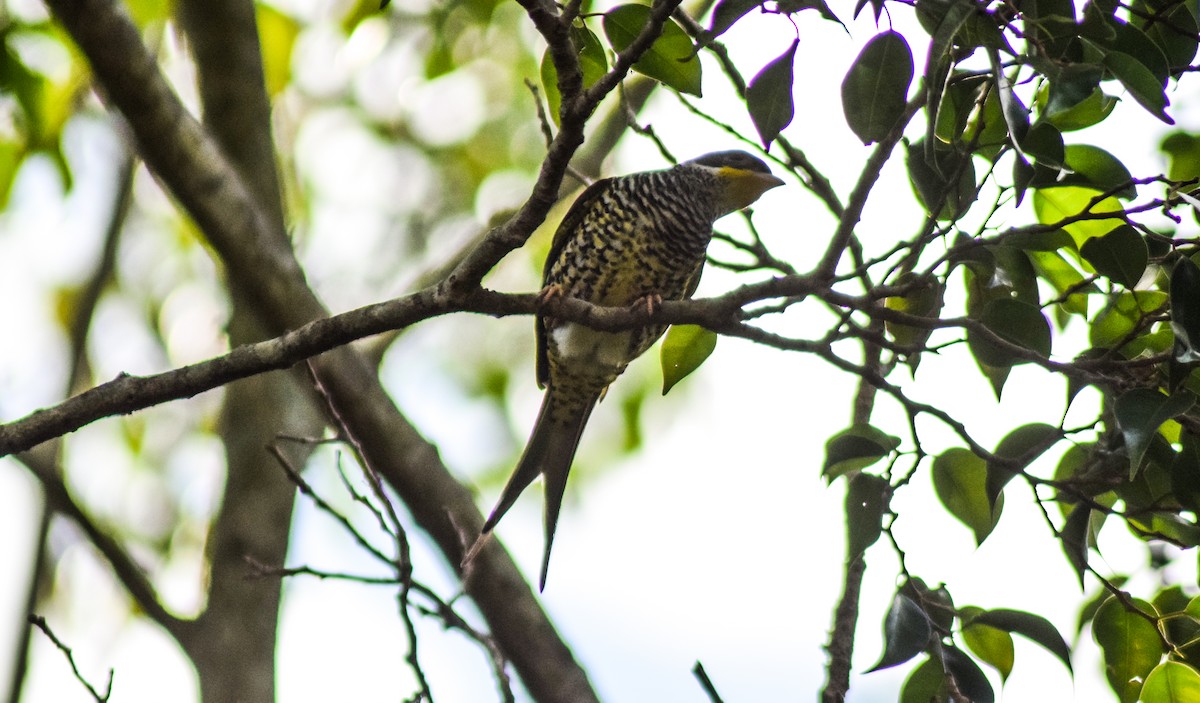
<box><xmin>175</xmin><ymin>3</ymin><xmax>319</xmax><ymax>702</ymax></box>
<box><xmin>42</xmin><ymin>2</ymin><xmax>599</xmax><ymax>700</ymax></box>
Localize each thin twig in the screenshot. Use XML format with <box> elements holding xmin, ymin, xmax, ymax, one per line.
<box><xmin>28</xmin><ymin>615</ymin><xmax>114</xmax><ymax>703</ymax></box>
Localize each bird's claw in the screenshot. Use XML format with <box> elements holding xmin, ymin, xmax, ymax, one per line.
<box><xmin>631</xmin><ymin>293</ymin><xmax>663</xmax><ymax>317</ymax></box>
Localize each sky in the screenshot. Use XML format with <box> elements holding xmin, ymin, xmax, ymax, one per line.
<box><xmin>2</xmin><ymin>0</ymin><xmax>1199</xmax><ymax>701</ymax></box>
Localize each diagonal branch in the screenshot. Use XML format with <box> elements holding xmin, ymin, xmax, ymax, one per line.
<box><xmin>41</xmin><ymin>2</ymin><xmax>597</xmax><ymax>700</ymax></box>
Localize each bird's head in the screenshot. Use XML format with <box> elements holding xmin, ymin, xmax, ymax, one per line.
<box><xmin>684</xmin><ymin>150</ymin><xmax>785</xmax><ymax>216</ymax></box>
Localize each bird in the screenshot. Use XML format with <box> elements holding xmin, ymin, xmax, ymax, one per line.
<box><xmin>465</xmin><ymin>150</ymin><xmax>784</xmax><ymax>590</ymax></box>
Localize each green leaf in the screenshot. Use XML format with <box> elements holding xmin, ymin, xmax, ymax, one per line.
<box><xmin>971</xmin><ymin>608</ymin><xmax>1074</xmax><ymax>674</ymax></box>
<box><xmin>1079</xmin><ymin>225</ymin><xmax>1148</xmax><ymax>288</ymax></box>
<box><xmin>934</xmin><ymin>73</ymin><xmax>986</xmax><ymax>145</ymax></box>
<box><xmin>1171</xmin><ymin>257</ymin><xmax>1200</xmax><ymax>364</ymax></box>
<box><xmin>961</xmin><ymin>609</ymin><xmax>1015</xmax><ymax>682</ymax></box>
<box><xmin>1101</xmin><ymin>48</ymin><xmax>1174</xmax><ymax>124</ymax></box>
<box><xmin>541</xmin><ymin>24</ymin><xmax>609</xmax><ymax>125</ymax></box>
<box><xmin>1027</xmin><ymin>250</ymin><xmax>1091</xmax><ymax>316</ymax></box>
<box><xmin>1112</xmin><ymin>20</ymin><xmax>1170</xmax><ymax>88</ymax></box>
<box><xmin>1114</xmin><ymin>389</ymin><xmax>1196</xmax><ymax>478</ymax></box>
<box><xmin>1061</xmin><ymin>503</ymin><xmax>1091</xmax><ymax>587</ymax></box>
<box><xmin>1045</xmin><ymin>86</ymin><xmax>1118</xmax><ymax>132</ymax></box>
<box><xmin>985</xmin><ymin>423</ymin><xmax>1059</xmax><ymax>509</ymax></box>
<box><xmin>604</xmin><ymin>5</ymin><xmax>702</xmax><ymax>96</ymax></box>
<box><xmin>1032</xmin><ymin>186</ymin><xmax>1126</xmax><ymax>247</ymax></box>
<box><xmin>967</xmin><ymin>298</ymin><xmax>1052</xmax><ymax>368</ymax></box>
<box><xmin>1142</xmin><ymin>661</ymin><xmax>1200</xmax><ymax>702</ymax></box>
<box><xmin>1132</xmin><ymin>0</ymin><xmax>1199</xmax><ymax>74</ymax></box>
<box><xmin>706</xmin><ymin>0</ymin><xmax>760</xmax><ymax>39</ymax></box>
<box><xmin>746</xmin><ymin>39</ymin><xmax>797</xmax><ymax>147</ymax></box>
<box><xmin>907</xmin><ymin>139</ymin><xmax>976</xmax><ymax>221</ymax></box>
<box><xmin>846</xmin><ymin>473</ymin><xmax>891</xmax><ymax>558</ymax></box>
<box><xmin>868</xmin><ymin>591</ymin><xmax>932</xmax><ymax>672</ymax></box>
<box><xmin>885</xmin><ymin>273</ymin><xmax>944</xmax><ymax>367</ymax></box>
<box><xmin>1004</xmin><ymin>229</ymin><xmax>1074</xmax><ymax>252</ymax></box>
<box><xmin>940</xmin><ymin>645</ymin><xmax>994</xmax><ymax>703</ymax></box>
<box><xmin>1162</xmin><ymin>132</ymin><xmax>1200</xmax><ymax>181</ymax></box>
<box><xmin>776</xmin><ymin>0</ymin><xmax>846</xmax><ymax>28</ymax></box>
<box><xmin>822</xmin><ymin>424</ymin><xmax>901</xmax><ymax>481</ymax></box>
<box><xmin>1173</xmin><ymin>432</ymin><xmax>1200</xmax><ymax>512</ymax></box>
<box><xmin>1089</xmin><ymin>290</ymin><xmax>1169</xmax><ymax>350</ymax></box>
<box><xmin>257</xmin><ymin>5</ymin><xmax>299</xmax><ymax>97</ymax></box>
<box><xmin>900</xmin><ymin>658</ymin><xmax>946</xmax><ymax>703</ymax></box>
<box><xmin>1093</xmin><ymin>596</ymin><xmax>1163</xmax><ymax>703</ymax></box>
<box><xmin>660</xmin><ymin>324</ymin><xmax>717</xmax><ymax>394</ymax></box>
<box><xmin>841</xmin><ymin>31</ymin><xmax>913</xmax><ymax>144</ymax></box>
<box><xmin>932</xmin><ymin>448</ymin><xmax>1000</xmax><ymax>545</ymax></box>
<box><xmin>1034</xmin><ymin>144</ymin><xmax>1137</xmax><ymax>199</ymax></box>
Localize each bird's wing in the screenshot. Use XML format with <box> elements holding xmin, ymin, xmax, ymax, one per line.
<box><xmin>537</xmin><ymin>177</ymin><xmax>613</xmax><ymax>388</ymax></box>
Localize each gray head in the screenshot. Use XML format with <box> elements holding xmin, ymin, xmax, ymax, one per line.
<box><xmin>680</xmin><ymin>150</ymin><xmax>785</xmax><ymax>215</ymax></box>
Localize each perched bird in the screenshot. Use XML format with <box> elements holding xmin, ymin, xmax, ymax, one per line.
<box><xmin>467</xmin><ymin>150</ymin><xmax>784</xmax><ymax>589</ymax></box>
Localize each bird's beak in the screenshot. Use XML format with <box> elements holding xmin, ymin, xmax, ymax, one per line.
<box><xmin>723</xmin><ymin>170</ymin><xmax>786</xmax><ymax>212</ymax></box>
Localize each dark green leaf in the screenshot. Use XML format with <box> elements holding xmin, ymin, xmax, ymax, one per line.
<box><xmin>604</xmin><ymin>5</ymin><xmax>702</xmax><ymax>96</ymax></box>
<box><xmin>776</xmin><ymin>0</ymin><xmax>845</xmax><ymax>28</ymax></box>
<box><xmin>1172</xmin><ymin>432</ymin><xmax>1200</xmax><ymax>512</ymax></box>
<box><xmin>1132</xmin><ymin>0</ymin><xmax>1199</xmax><ymax>73</ymax></box>
<box><xmin>991</xmin><ymin>56</ymin><xmax>1031</xmax><ymax>155</ymax></box>
<box><xmin>841</xmin><ymin>31</ymin><xmax>913</xmax><ymax>145</ymax></box>
<box><xmin>932</xmin><ymin>448</ymin><xmax>1000</xmax><ymax>545</ymax></box>
<box><xmin>1079</xmin><ymin>225</ymin><xmax>1148</xmax><ymax>288</ymax></box>
<box><xmin>846</xmin><ymin>473</ymin><xmax>891</xmax><ymax>558</ymax></box>
<box><xmin>972</xmin><ymin>608</ymin><xmax>1074</xmax><ymax>674</ymax></box>
<box><xmin>1112</xmin><ymin>20</ymin><xmax>1170</xmax><ymax>87</ymax></box>
<box><xmin>1114</xmin><ymin>389</ymin><xmax>1196</xmax><ymax>478</ymax></box>
<box><xmin>967</xmin><ymin>298</ymin><xmax>1052</xmax><ymax>368</ymax></box>
<box><xmin>1063</xmin><ymin>145</ymin><xmax>1136</xmax><ymax>199</ymax></box>
<box><xmin>940</xmin><ymin>645</ymin><xmax>994</xmax><ymax>703</ymax></box>
<box><xmin>1023</xmin><ymin>0</ymin><xmax>1079</xmax><ymax>60</ymax></box>
<box><xmin>1171</xmin><ymin>257</ymin><xmax>1200</xmax><ymax>364</ymax></box>
<box><xmin>885</xmin><ymin>273</ymin><xmax>944</xmax><ymax>367</ymax></box>
<box><xmin>985</xmin><ymin>423</ymin><xmax>1059</xmax><ymax>509</ymax></box>
<box><xmin>934</xmin><ymin>73</ymin><xmax>987</xmax><ymax>145</ymax></box>
<box><xmin>868</xmin><ymin>591</ymin><xmax>932</xmax><ymax>672</ymax></box>
<box><xmin>1005</xmin><ymin>229</ymin><xmax>1074</xmax><ymax>251</ymax></box>
<box><xmin>706</xmin><ymin>0</ymin><xmax>760</xmax><ymax>39</ymax></box>
<box><xmin>822</xmin><ymin>424</ymin><xmax>901</xmax><ymax>481</ymax></box>
<box><xmin>1101</xmin><ymin>48</ymin><xmax>1174</xmax><ymax>124</ymax></box>
<box><xmin>1093</xmin><ymin>596</ymin><xmax>1163</xmax><ymax>703</ymax></box>
<box><xmin>1046</xmin><ymin>85</ymin><xmax>1118</xmax><ymax>131</ymax></box>
<box><xmin>1061</xmin><ymin>503</ymin><xmax>1091</xmax><ymax>587</ymax></box>
<box><xmin>747</xmin><ymin>39</ymin><xmax>798</xmax><ymax>147</ymax></box>
<box><xmin>907</xmin><ymin>140</ymin><xmax>976</xmax><ymax>220</ymax></box>
<box><xmin>660</xmin><ymin>324</ymin><xmax>717</xmax><ymax>394</ymax></box>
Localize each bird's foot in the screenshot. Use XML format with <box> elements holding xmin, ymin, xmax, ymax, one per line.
<box><xmin>536</xmin><ymin>284</ymin><xmax>565</xmax><ymax>308</ymax></box>
<box><xmin>630</xmin><ymin>293</ymin><xmax>663</xmax><ymax>317</ymax></box>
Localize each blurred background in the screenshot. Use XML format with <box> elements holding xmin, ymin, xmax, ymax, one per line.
<box><xmin>1</xmin><ymin>0</ymin><xmax>1196</xmax><ymax>699</ymax></box>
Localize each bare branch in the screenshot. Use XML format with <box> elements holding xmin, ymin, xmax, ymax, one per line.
<box><xmin>29</xmin><ymin>615</ymin><xmax>115</xmax><ymax>703</ymax></box>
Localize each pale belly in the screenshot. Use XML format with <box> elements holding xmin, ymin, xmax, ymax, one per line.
<box><xmin>550</xmin><ymin>322</ymin><xmax>635</xmax><ymax>379</ymax></box>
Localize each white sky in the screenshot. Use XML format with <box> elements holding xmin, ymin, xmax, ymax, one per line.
<box><xmin>3</xmin><ymin>1</ymin><xmax>1199</xmax><ymax>701</ymax></box>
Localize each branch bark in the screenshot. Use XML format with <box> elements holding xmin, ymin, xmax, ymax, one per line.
<box><xmin>40</xmin><ymin>1</ymin><xmax>599</xmax><ymax>700</ymax></box>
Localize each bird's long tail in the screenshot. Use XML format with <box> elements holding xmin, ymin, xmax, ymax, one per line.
<box><xmin>467</xmin><ymin>388</ymin><xmax>598</xmax><ymax>590</ymax></box>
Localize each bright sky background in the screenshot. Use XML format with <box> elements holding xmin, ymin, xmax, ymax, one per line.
<box><xmin>2</xmin><ymin>0</ymin><xmax>1199</xmax><ymax>701</ymax></box>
